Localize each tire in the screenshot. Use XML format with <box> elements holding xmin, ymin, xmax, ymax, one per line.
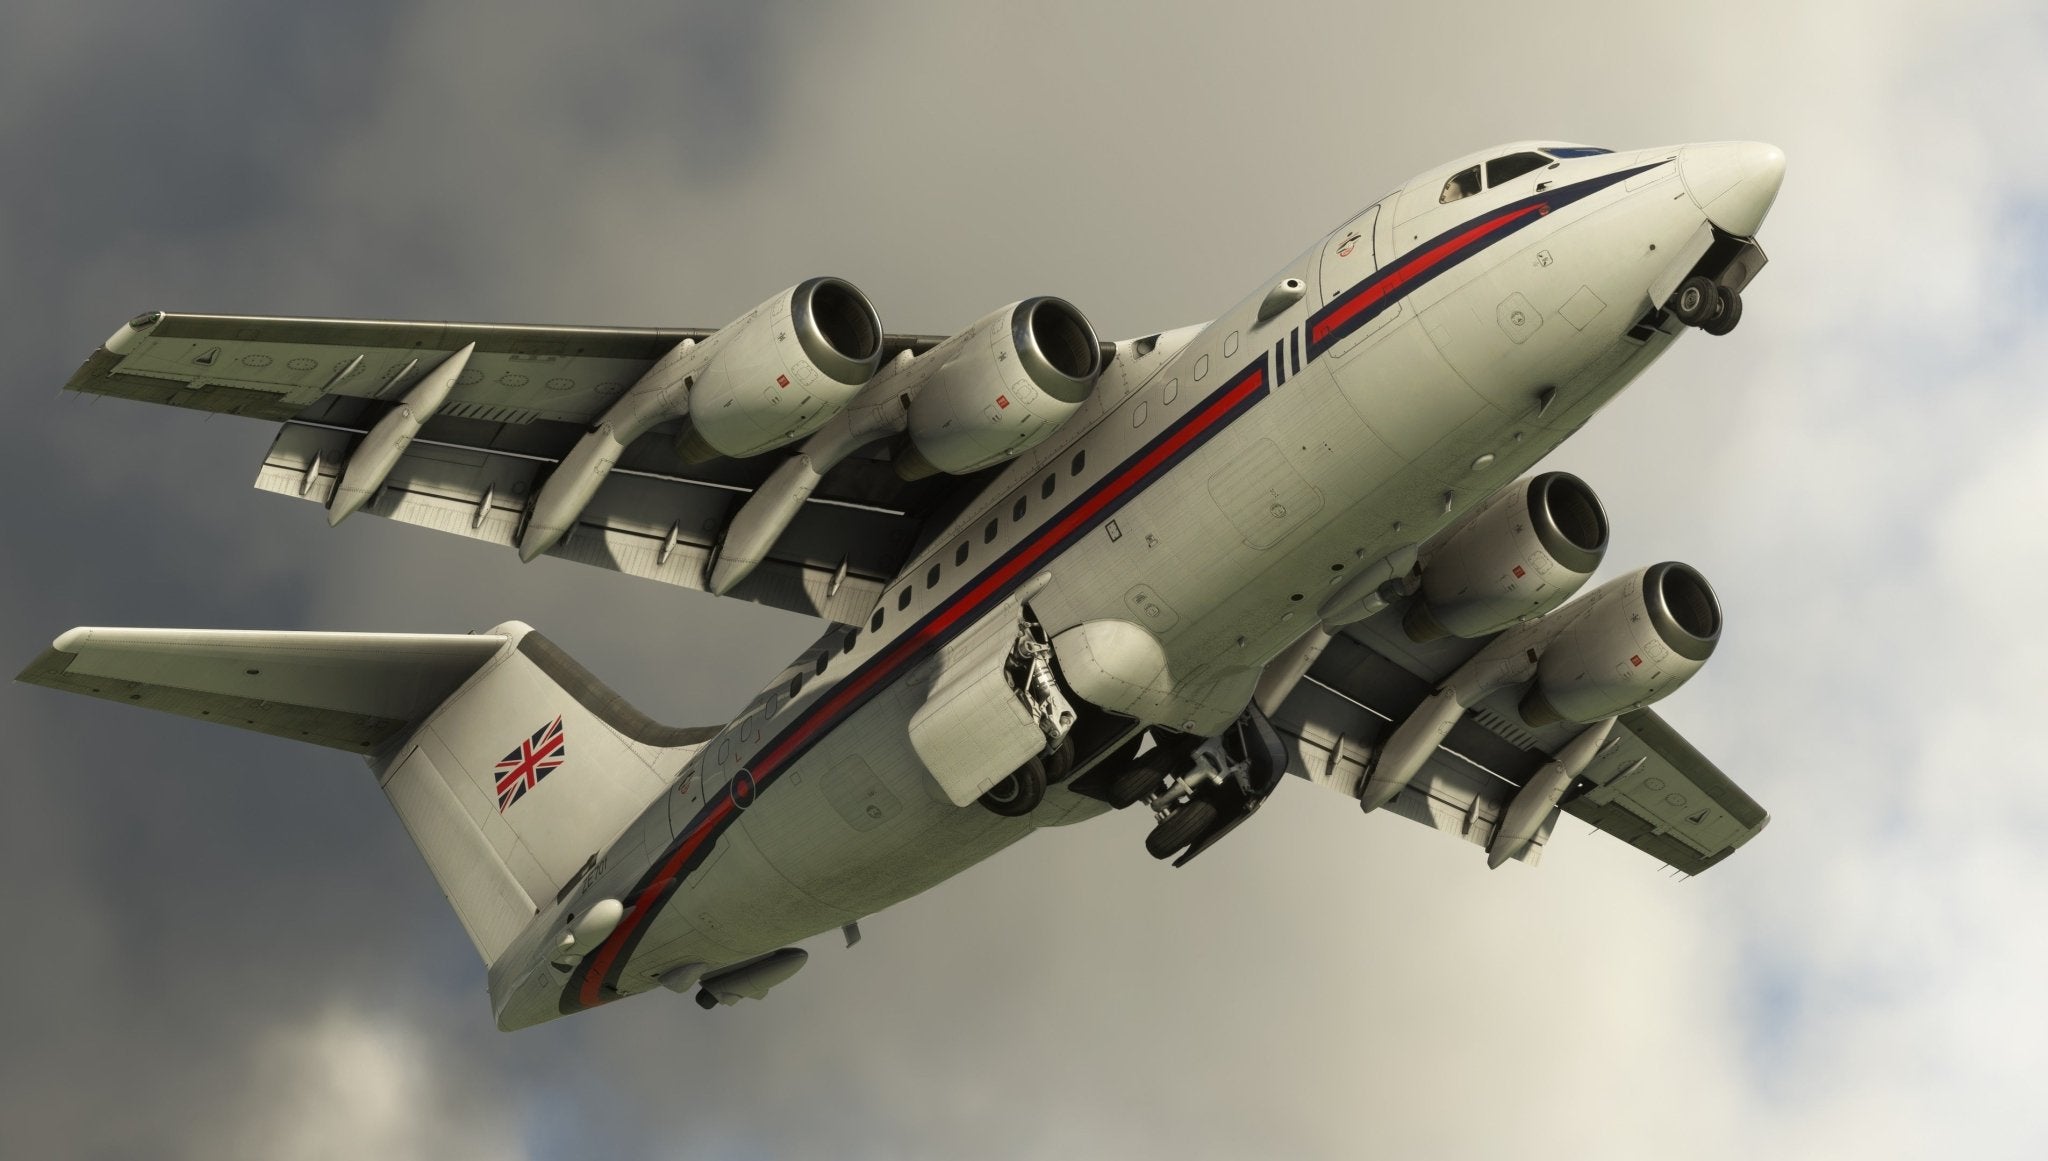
<box><xmin>1103</xmin><ymin>750</ymin><xmax>1169</xmax><ymax>808</ymax></box>
<box><xmin>1702</xmin><ymin>285</ymin><xmax>1743</xmax><ymax>336</ymax></box>
<box><xmin>1146</xmin><ymin>799</ymin><xmax>1222</xmax><ymax>860</ymax></box>
<box><xmin>1042</xmin><ymin>737</ymin><xmax>1076</xmax><ymax>786</ymax></box>
<box><xmin>1669</xmin><ymin>276</ymin><xmax>1720</xmax><ymax>327</ymax></box>
<box><xmin>979</xmin><ymin>756</ymin><xmax>1047</xmax><ymax>817</ymax></box>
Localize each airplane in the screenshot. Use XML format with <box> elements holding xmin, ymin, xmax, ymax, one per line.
<box><xmin>20</xmin><ymin>139</ymin><xmax>1781</xmax><ymax>1030</ymax></box>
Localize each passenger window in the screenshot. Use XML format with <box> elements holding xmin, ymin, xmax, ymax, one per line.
<box><xmin>814</xmin><ymin>652</ymin><xmax>827</xmax><ymax>675</ymax></box>
<box><xmin>897</xmin><ymin>587</ymin><xmax>912</xmax><ymax>611</ymax></box>
<box><xmin>1223</xmin><ymin>331</ymin><xmax>1239</xmax><ymax>357</ymax></box>
<box><xmin>1485</xmin><ymin>152</ymin><xmax>1550</xmax><ymax>187</ymax></box>
<box><xmin>1439</xmin><ymin>166</ymin><xmax>1480</xmax><ymax>203</ymax></box>
<box><xmin>1163</xmin><ymin>378</ymin><xmax>1179</xmax><ymax>404</ymax></box>
<box><xmin>983</xmin><ymin>517</ymin><xmax>999</xmax><ymax>544</ymax></box>
<box><xmin>954</xmin><ymin>541</ymin><xmax>969</xmax><ymax>566</ymax></box>
<box><xmin>1013</xmin><ymin>496</ymin><xmax>1027</xmax><ymax>522</ymax></box>
<box><xmin>926</xmin><ymin>563</ymin><xmax>941</xmax><ymax>589</ymax></box>
<box><xmin>1194</xmin><ymin>355</ymin><xmax>1209</xmax><ymax>381</ymax></box>
<box><xmin>1040</xmin><ymin>474</ymin><xmax>1055</xmax><ymax>500</ymax></box>
<box><xmin>841</xmin><ymin>629</ymin><xmax>858</xmax><ymax>652</ymax></box>
<box><xmin>789</xmin><ymin>675</ymin><xmax>803</xmax><ymax>698</ymax></box>
<box><xmin>1070</xmin><ymin>450</ymin><xmax>1086</xmax><ymax>476</ymax></box>
<box><xmin>870</xmin><ymin>608</ymin><xmax>884</xmax><ymax>632</ymax></box>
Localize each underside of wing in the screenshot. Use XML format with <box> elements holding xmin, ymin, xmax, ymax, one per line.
<box><xmin>60</xmin><ymin>309</ymin><xmax>1033</xmax><ymax>623</ymax></box>
<box><xmin>1270</xmin><ymin>601</ymin><xmax>1768</xmax><ymax>875</ymax></box>
<box><xmin>250</xmin><ymin>421</ymin><xmax>917</xmax><ymax>623</ymax></box>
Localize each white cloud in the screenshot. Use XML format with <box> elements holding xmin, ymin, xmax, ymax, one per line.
<box><xmin>194</xmin><ymin>1007</ymin><xmax>529</xmax><ymax>1161</ymax></box>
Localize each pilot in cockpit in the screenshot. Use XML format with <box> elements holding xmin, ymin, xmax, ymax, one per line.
<box><xmin>1439</xmin><ymin>166</ymin><xmax>1480</xmax><ymax>203</ymax></box>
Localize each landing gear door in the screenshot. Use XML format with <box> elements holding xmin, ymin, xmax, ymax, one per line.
<box><xmin>1316</xmin><ymin>203</ymin><xmax>1381</xmax><ymax>304</ymax></box>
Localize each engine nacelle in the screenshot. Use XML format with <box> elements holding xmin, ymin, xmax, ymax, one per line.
<box><xmin>1519</xmin><ymin>562</ymin><xmax>1722</xmax><ymax>726</ymax></box>
<box><xmin>1404</xmin><ymin>472</ymin><xmax>1610</xmax><ymax>642</ymax></box>
<box><xmin>894</xmin><ymin>297</ymin><xmax>1102</xmax><ymax>479</ymax></box>
<box><xmin>676</xmin><ymin>277</ymin><xmax>884</xmax><ymax>461</ymax></box>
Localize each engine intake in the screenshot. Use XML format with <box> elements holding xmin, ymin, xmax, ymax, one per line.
<box><xmin>1519</xmin><ymin>561</ymin><xmax>1722</xmax><ymax>726</ymax></box>
<box><xmin>894</xmin><ymin>297</ymin><xmax>1103</xmax><ymax>479</ymax></box>
<box><xmin>676</xmin><ymin>277</ymin><xmax>885</xmax><ymax>462</ymax></box>
<box><xmin>1405</xmin><ymin>472</ymin><xmax>1610</xmax><ymax>641</ymax></box>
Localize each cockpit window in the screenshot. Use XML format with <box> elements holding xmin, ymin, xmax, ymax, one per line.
<box><xmin>1439</xmin><ymin>166</ymin><xmax>1481</xmax><ymax>204</ymax></box>
<box><xmin>1541</xmin><ymin>146</ymin><xmax>1613</xmax><ymax>159</ymax></box>
<box><xmin>1486</xmin><ymin>152</ymin><xmax>1551</xmax><ymax>187</ymax></box>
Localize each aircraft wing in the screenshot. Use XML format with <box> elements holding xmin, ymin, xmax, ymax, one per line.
<box><xmin>63</xmin><ymin>311</ymin><xmax>974</xmax><ymax>624</ymax></box>
<box><xmin>1268</xmin><ymin>613</ymin><xmax>1769</xmax><ymax>874</ymax></box>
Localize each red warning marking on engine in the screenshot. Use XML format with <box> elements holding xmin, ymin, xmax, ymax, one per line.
<box><xmin>1512</xmin><ymin>565</ymin><xmax>1526</xmax><ymax>579</ymax></box>
<box><xmin>776</xmin><ymin>374</ymin><xmax>790</xmax><ymax>388</ymax></box>
<box><xmin>996</xmin><ymin>394</ymin><xmax>1010</xmax><ymax>409</ymax></box>
<box><xmin>1630</xmin><ymin>655</ymin><xmax>1643</xmax><ymax>667</ymax></box>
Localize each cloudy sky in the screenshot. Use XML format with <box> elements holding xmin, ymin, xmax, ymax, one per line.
<box><xmin>4</xmin><ymin>1</ymin><xmax>2045</xmax><ymax>1157</ymax></box>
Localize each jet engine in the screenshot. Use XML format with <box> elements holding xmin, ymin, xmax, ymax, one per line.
<box><xmin>1404</xmin><ymin>472</ymin><xmax>1609</xmax><ymax>642</ymax></box>
<box><xmin>1519</xmin><ymin>561</ymin><xmax>1721</xmax><ymax>726</ymax></box>
<box><xmin>893</xmin><ymin>297</ymin><xmax>1103</xmax><ymax>480</ymax></box>
<box><xmin>674</xmin><ymin>277</ymin><xmax>885</xmax><ymax>462</ymax></box>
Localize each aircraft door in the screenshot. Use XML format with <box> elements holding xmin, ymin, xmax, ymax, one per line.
<box><xmin>1316</xmin><ymin>203</ymin><xmax>1380</xmax><ymax>304</ymax></box>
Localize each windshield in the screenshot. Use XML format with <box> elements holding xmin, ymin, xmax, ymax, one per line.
<box><xmin>1485</xmin><ymin>152</ymin><xmax>1551</xmax><ymax>186</ymax></box>
<box><xmin>1541</xmin><ymin>146</ymin><xmax>1613</xmax><ymax>159</ymax></box>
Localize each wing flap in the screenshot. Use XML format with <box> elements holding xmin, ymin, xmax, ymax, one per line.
<box><xmin>257</xmin><ymin>423</ymin><xmax>900</xmax><ymax>623</ymax></box>
<box><xmin>1277</xmin><ymin>674</ymin><xmax>1556</xmax><ymax>864</ymax></box>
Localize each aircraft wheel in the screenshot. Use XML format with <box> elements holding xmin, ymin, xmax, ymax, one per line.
<box><xmin>1104</xmin><ymin>750</ymin><xmax>1169</xmax><ymax>808</ymax></box>
<box><xmin>979</xmin><ymin>756</ymin><xmax>1047</xmax><ymax>817</ymax></box>
<box><xmin>1146</xmin><ymin>799</ymin><xmax>1222</xmax><ymax>860</ymax></box>
<box><xmin>1043</xmin><ymin>736</ymin><xmax>1077</xmax><ymax>785</ymax></box>
<box><xmin>1669</xmin><ymin>276</ymin><xmax>1720</xmax><ymax>327</ymax></box>
<box><xmin>1702</xmin><ymin>286</ymin><xmax>1743</xmax><ymax>335</ymax></box>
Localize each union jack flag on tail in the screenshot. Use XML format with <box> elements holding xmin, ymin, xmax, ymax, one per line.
<box><xmin>495</xmin><ymin>715</ymin><xmax>567</xmax><ymax>812</ymax></box>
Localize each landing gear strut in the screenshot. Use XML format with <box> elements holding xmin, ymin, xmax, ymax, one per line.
<box><xmin>975</xmin><ymin>611</ymin><xmax>1077</xmax><ymax>818</ymax></box>
<box><xmin>1136</xmin><ymin>706</ymin><xmax>1289</xmax><ymax>867</ymax></box>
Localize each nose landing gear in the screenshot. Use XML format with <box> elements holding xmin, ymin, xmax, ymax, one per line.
<box><xmin>1669</xmin><ymin>275</ymin><xmax>1743</xmax><ymax>335</ymax></box>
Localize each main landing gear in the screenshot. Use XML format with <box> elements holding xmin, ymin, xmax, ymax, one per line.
<box><xmin>977</xmin><ymin>613</ymin><xmax>1079</xmax><ymax>817</ymax></box>
<box><xmin>1091</xmin><ymin>707</ymin><xmax>1289</xmax><ymax>867</ymax></box>
<box><xmin>1668</xmin><ymin>275</ymin><xmax>1743</xmax><ymax>336</ymax></box>
<box><xmin>977</xmin><ymin>736</ymin><xmax>1077</xmax><ymax>817</ymax></box>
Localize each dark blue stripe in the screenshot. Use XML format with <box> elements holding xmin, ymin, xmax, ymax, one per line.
<box><xmin>1305</xmin><ymin>162</ymin><xmax>1659</xmax><ymax>362</ymax></box>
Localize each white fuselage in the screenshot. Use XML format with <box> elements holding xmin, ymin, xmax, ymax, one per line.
<box><xmin>499</xmin><ymin>143</ymin><xmax>1743</xmax><ymax>1027</ymax></box>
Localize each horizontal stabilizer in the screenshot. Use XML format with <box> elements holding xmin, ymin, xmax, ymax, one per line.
<box><xmin>17</xmin><ymin>627</ymin><xmax>507</xmax><ymax>754</ymax></box>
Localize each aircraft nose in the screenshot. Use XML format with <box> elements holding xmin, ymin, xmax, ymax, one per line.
<box><xmin>1677</xmin><ymin>141</ymin><xmax>1786</xmax><ymax>237</ymax></box>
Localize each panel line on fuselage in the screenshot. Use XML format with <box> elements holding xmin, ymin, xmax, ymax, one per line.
<box><xmin>561</xmin><ymin>159</ymin><xmax>1667</xmax><ymax>1012</ymax></box>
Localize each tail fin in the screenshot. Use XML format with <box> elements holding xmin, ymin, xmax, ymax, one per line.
<box><xmin>20</xmin><ymin>622</ymin><xmax>715</xmax><ymax>964</ymax></box>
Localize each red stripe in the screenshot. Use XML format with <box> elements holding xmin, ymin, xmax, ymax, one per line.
<box><xmin>1310</xmin><ymin>203</ymin><xmax>1544</xmax><ymax>345</ymax></box>
<box><xmin>572</xmin><ymin>364</ymin><xmax>1267</xmax><ymax>1008</ymax></box>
